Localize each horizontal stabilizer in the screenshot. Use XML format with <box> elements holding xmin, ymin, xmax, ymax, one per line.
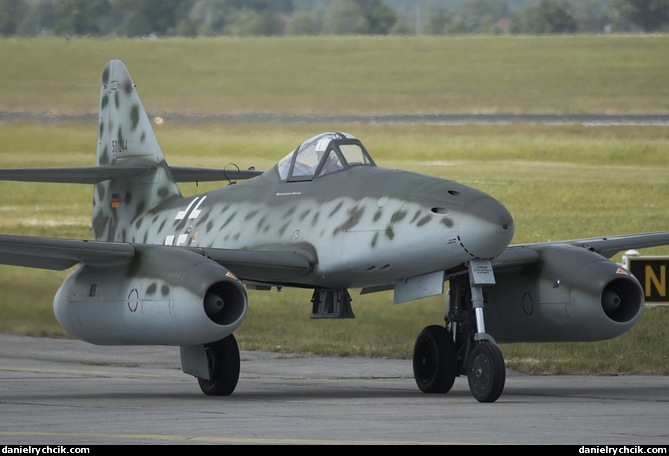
<box><xmin>0</xmin><ymin>166</ymin><xmax>148</xmax><ymax>184</ymax></box>
<box><xmin>0</xmin><ymin>166</ymin><xmax>263</xmax><ymax>184</ymax></box>
<box><xmin>170</xmin><ymin>167</ymin><xmax>263</xmax><ymax>182</ymax></box>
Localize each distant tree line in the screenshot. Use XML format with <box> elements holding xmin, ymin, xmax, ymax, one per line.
<box><xmin>0</xmin><ymin>0</ymin><xmax>668</xmax><ymax>37</ymax></box>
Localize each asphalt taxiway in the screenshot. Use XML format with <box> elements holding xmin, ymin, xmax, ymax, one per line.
<box><xmin>0</xmin><ymin>334</ymin><xmax>667</xmax><ymax>445</ymax></box>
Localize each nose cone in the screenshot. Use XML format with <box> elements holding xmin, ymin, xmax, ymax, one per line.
<box><xmin>459</xmin><ymin>196</ymin><xmax>514</xmax><ymax>259</ymax></box>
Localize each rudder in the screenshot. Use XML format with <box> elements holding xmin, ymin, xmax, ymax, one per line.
<box><xmin>92</xmin><ymin>59</ymin><xmax>181</xmax><ymax>241</ymax></box>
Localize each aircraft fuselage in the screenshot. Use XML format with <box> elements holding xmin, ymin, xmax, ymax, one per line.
<box><xmin>126</xmin><ymin>165</ymin><xmax>514</xmax><ymax>289</ymax></box>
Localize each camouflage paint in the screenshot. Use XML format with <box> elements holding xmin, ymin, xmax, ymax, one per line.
<box><xmin>92</xmin><ymin>60</ymin><xmax>514</xmax><ymax>291</ymax></box>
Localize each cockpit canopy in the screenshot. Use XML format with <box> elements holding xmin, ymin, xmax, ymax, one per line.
<box><xmin>277</xmin><ymin>132</ymin><xmax>376</xmax><ymax>182</ymax></box>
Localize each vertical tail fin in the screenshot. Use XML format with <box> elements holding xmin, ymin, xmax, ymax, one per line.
<box><xmin>92</xmin><ymin>59</ymin><xmax>181</xmax><ymax>241</ymax></box>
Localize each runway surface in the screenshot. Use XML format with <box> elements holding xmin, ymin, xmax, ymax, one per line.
<box><xmin>0</xmin><ymin>334</ymin><xmax>667</xmax><ymax>445</ymax></box>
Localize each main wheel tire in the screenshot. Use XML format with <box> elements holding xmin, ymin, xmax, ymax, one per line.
<box><xmin>413</xmin><ymin>325</ymin><xmax>458</xmax><ymax>394</ymax></box>
<box><xmin>198</xmin><ymin>334</ymin><xmax>240</xmax><ymax>396</ymax></box>
<box><xmin>467</xmin><ymin>342</ymin><xmax>505</xmax><ymax>403</ymax></box>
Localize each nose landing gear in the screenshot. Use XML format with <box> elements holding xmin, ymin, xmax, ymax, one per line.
<box><xmin>412</xmin><ymin>259</ymin><xmax>506</xmax><ymax>403</ymax></box>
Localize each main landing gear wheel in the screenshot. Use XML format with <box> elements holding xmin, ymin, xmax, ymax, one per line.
<box><xmin>413</xmin><ymin>325</ymin><xmax>458</xmax><ymax>393</ymax></box>
<box><xmin>198</xmin><ymin>334</ymin><xmax>240</xmax><ymax>396</ymax></box>
<box><xmin>467</xmin><ymin>342</ymin><xmax>505</xmax><ymax>403</ymax></box>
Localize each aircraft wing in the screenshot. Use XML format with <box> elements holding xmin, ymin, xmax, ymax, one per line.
<box><xmin>0</xmin><ymin>234</ymin><xmax>135</xmax><ymax>270</ymax></box>
<box><xmin>0</xmin><ymin>234</ymin><xmax>314</xmax><ymax>281</ymax></box>
<box><xmin>492</xmin><ymin>231</ymin><xmax>669</xmax><ymax>269</ymax></box>
<box><xmin>559</xmin><ymin>231</ymin><xmax>669</xmax><ymax>258</ymax></box>
<box><xmin>189</xmin><ymin>246</ymin><xmax>316</xmax><ymax>281</ymax></box>
<box><xmin>0</xmin><ymin>166</ymin><xmax>262</xmax><ymax>184</ymax></box>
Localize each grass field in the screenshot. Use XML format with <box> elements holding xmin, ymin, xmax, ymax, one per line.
<box><xmin>0</xmin><ymin>36</ymin><xmax>668</xmax><ymax>375</ymax></box>
<box><xmin>0</xmin><ymin>35</ymin><xmax>668</xmax><ymax>115</ymax></box>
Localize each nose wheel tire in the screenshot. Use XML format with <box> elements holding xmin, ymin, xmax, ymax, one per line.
<box><xmin>467</xmin><ymin>341</ymin><xmax>505</xmax><ymax>403</ymax></box>
<box><xmin>413</xmin><ymin>325</ymin><xmax>458</xmax><ymax>394</ymax></box>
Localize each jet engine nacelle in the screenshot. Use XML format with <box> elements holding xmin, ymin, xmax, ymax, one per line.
<box><xmin>484</xmin><ymin>244</ymin><xmax>644</xmax><ymax>343</ymax></box>
<box><xmin>53</xmin><ymin>245</ymin><xmax>248</xmax><ymax>346</ymax></box>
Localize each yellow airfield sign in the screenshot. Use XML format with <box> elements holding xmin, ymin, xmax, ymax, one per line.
<box><xmin>627</xmin><ymin>256</ymin><xmax>669</xmax><ymax>303</ymax></box>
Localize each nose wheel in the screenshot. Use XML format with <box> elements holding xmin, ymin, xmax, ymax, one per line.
<box><xmin>467</xmin><ymin>341</ymin><xmax>505</xmax><ymax>403</ymax></box>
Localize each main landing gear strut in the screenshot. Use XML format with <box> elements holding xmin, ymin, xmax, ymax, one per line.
<box><xmin>412</xmin><ymin>259</ymin><xmax>506</xmax><ymax>403</ymax></box>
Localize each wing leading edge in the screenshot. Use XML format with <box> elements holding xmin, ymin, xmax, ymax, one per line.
<box><xmin>0</xmin><ymin>234</ymin><xmax>135</xmax><ymax>270</ymax></box>
<box><xmin>4</xmin><ymin>230</ymin><xmax>659</xmax><ymax>280</ymax></box>
<box><xmin>0</xmin><ymin>234</ymin><xmax>314</xmax><ymax>281</ymax></box>
<box><xmin>493</xmin><ymin>231</ymin><xmax>669</xmax><ymax>270</ymax></box>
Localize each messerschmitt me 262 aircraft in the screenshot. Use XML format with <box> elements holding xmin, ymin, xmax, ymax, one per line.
<box><xmin>1</xmin><ymin>59</ymin><xmax>668</xmax><ymax>403</ymax></box>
